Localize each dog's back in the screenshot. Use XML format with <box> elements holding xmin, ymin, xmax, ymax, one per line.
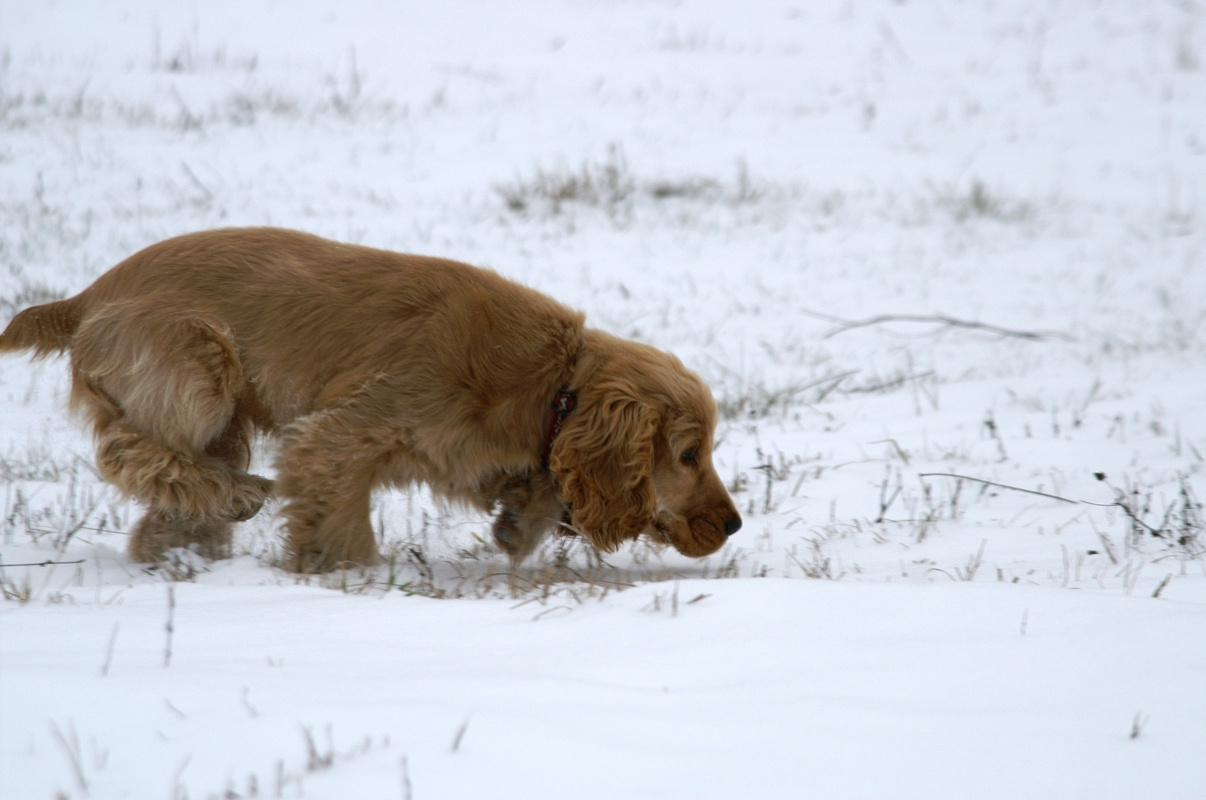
<box><xmin>5</xmin><ymin>227</ymin><xmax>585</xmax><ymax>427</ymax></box>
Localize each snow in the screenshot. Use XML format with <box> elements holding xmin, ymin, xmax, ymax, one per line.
<box><xmin>2</xmin><ymin>1</ymin><xmax>1205</xmax><ymax>797</ymax></box>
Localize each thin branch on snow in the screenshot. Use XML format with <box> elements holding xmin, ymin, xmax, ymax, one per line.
<box><xmin>919</xmin><ymin>472</ymin><xmax>1078</xmax><ymax>505</ymax></box>
<box><xmin>800</xmin><ymin>309</ymin><xmax>1077</xmax><ymax>342</ymax></box>
<box><xmin>50</xmin><ymin>721</ymin><xmax>88</xmax><ymax>795</ymax></box>
<box><xmin>0</xmin><ymin>559</ymin><xmax>86</xmax><ymax>568</ymax></box>
<box><xmin>100</xmin><ymin>622</ymin><xmax>120</xmax><ymax>678</ymax></box>
<box><xmin>450</xmin><ymin>718</ymin><xmax>470</xmax><ymax>753</ymax></box>
<box><xmin>164</xmin><ymin>585</ymin><xmax>176</xmax><ymax>669</ymax></box>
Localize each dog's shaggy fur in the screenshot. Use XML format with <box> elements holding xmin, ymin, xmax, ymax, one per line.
<box><xmin>0</xmin><ymin>228</ymin><xmax>741</xmax><ymax>572</ymax></box>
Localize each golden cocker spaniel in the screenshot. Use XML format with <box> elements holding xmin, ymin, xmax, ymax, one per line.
<box><xmin>0</xmin><ymin>228</ymin><xmax>742</xmax><ymax>572</ymax></box>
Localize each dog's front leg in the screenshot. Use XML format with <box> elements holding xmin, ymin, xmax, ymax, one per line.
<box><xmin>490</xmin><ymin>473</ymin><xmax>566</xmax><ymax>566</ymax></box>
<box><xmin>275</xmin><ymin>405</ymin><xmax>386</xmax><ymax>573</ymax></box>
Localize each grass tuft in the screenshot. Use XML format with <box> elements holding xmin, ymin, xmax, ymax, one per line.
<box><xmin>936</xmin><ymin>179</ymin><xmax>1033</xmax><ymax>223</ymax></box>
<box><xmin>1094</xmin><ymin>472</ymin><xmax>1204</xmax><ymax>556</ymax></box>
<box><xmin>495</xmin><ymin>145</ymin><xmax>770</xmax><ymax>221</ymax></box>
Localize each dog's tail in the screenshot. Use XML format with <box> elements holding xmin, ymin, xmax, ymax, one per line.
<box><xmin>0</xmin><ymin>297</ymin><xmax>85</xmax><ymax>358</ymax></box>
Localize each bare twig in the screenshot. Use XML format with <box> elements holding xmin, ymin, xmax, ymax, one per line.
<box><xmin>302</xmin><ymin>725</ymin><xmax>335</xmax><ymax>771</ymax></box>
<box><xmin>919</xmin><ymin>472</ymin><xmax>1078</xmax><ymax>504</ymax></box>
<box><xmin>450</xmin><ymin>718</ymin><xmax>470</xmax><ymax>753</ymax></box>
<box><xmin>1096</xmin><ymin>529</ymin><xmax>1119</xmax><ymax>565</ymax></box>
<box><xmin>875</xmin><ymin>465</ymin><xmax>903</xmax><ymax>523</ymax></box>
<box><xmin>1130</xmin><ymin>711</ymin><xmax>1149</xmax><ymax>739</ymax></box>
<box><xmin>164</xmin><ymin>584</ymin><xmax>176</xmax><ymax>668</ymax></box>
<box><xmin>172</xmin><ymin>755</ymin><xmax>192</xmax><ymax>797</ymax></box>
<box><xmin>241</xmin><ymin>687</ymin><xmax>260</xmax><ymax>718</ymax></box>
<box><xmin>100</xmin><ymin>622</ymin><xmax>119</xmax><ymax>677</ymax></box>
<box><xmin>801</xmin><ymin>308</ymin><xmax>1076</xmax><ymax>342</ymax></box>
<box><xmin>50</xmin><ymin>721</ymin><xmax>88</xmax><ymax>794</ymax></box>
<box><xmin>532</xmin><ymin>605</ymin><xmax>573</xmax><ymax>621</ymax></box>
<box><xmin>400</xmin><ymin>756</ymin><xmax>413</xmax><ymax>800</ymax></box>
<box><xmin>870</xmin><ymin>438</ymin><xmax>910</xmax><ymax>465</ymax></box>
<box><xmin>180</xmin><ymin>161</ymin><xmax>214</xmax><ymax>203</ymax></box>
<box><xmin>0</xmin><ymin>559</ymin><xmax>85</xmax><ymax>568</ymax></box>
<box><xmin>1152</xmin><ymin>573</ymin><xmax>1173</xmax><ymax>599</ymax></box>
<box><xmin>960</xmin><ymin>540</ymin><xmax>988</xmax><ymax>581</ymax></box>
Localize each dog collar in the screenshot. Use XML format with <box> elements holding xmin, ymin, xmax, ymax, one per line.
<box><xmin>541</xmin><ymin>389</ymin><xmax>578</xmax><ymax>469</ymax></box>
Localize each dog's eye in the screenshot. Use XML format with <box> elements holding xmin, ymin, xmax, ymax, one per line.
<box><xmin>680</xmin><ymin>450</ymin><xmax>697</xmax><ymax>467</ymax></box>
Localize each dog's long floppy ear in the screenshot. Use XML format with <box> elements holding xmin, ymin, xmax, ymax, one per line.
<box><xmin>548</xmin><ymin>383</ymin><xmax>658</xmax><ymax>552</ymax></box>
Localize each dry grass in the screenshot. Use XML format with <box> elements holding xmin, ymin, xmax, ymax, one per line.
<box><xmin>494</xmin><ymin>145</ymin><xmax>769</xmax><ymax>220</ymax></box>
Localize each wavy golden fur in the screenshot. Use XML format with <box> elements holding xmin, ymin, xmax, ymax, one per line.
<box><xmin>0</xmin><ymin>228</ymin><xmax>741</xmax><ymax>572</ymax></box>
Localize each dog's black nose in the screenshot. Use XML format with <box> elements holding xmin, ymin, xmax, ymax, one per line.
<box><xmin>724</xmin><ymin>516</ymin><xmax>742</xmax><ymax>537</ymax></box>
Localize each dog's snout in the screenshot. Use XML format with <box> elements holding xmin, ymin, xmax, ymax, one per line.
<box><xmin>724</xmin><ymin>515</ymin><xmax>742</xmax><ymax>537</ymax></box>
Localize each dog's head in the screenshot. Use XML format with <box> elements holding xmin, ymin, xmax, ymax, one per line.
<box><xmin>549</xmin><ymin>334</ymin><xmax>741</xmax><ymax>558</ymax></box>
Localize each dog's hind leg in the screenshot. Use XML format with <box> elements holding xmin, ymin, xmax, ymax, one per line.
<box><xmin>124</xmin><ymin>407</ymin><xmax>265</xmax><ymax>562</ymax></box>
<box><xmin>128</xmin><ymin>510</ymin><xmax>239</xmax><ymax>562</ymax></box>
<box><xmin>92</xmin><ymin>421</ymin><xmax>269</xmax><ymax>520</ymax></box>
<box><xmin>69</xmin><ymin>305</ymin><xmax>272</xmax><ymax>562</ymax></box>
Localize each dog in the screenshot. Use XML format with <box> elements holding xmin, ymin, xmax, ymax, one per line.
<box><xmin>0</xmin><ymin>228</ymin><xmax>742</xmax><ymax>572</ymax></box>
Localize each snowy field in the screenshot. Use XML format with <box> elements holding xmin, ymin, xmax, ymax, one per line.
<box><xmin>2</xmin><ymin>1</ymin><xmax>1205</xmax><ymax>797</ymax></box>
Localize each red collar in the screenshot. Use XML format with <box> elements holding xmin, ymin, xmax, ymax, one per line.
<box><xmin>541</xmin><ymin>389</ymin><xmax>577</xmax><ymax>469</ymax></box>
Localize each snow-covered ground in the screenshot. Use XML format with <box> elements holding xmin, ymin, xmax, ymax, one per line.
<box><xmin>2</xmin><ymin>1</ymin><xmax>1204</xmax><ymax>797</ymax></box>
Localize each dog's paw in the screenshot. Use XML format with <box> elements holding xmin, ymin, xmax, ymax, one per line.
<box><xmin>491</xmin><ymin>507</ymin><xmax>522</xmax><ymax>556</ymax></box>
<box><xmin>129</xmin><ymin>511</ymin><xmax>234</xmax><ymax>563</ymax></box>
<box><xmin>227</xmin><ymin>474</ymin><xmax>274</xmax><ymax>521</ymax></box>
<box><xmin>491</xmin><ymin>506</ymin><xmax>552</xmax><ymax>566</ymax></box>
